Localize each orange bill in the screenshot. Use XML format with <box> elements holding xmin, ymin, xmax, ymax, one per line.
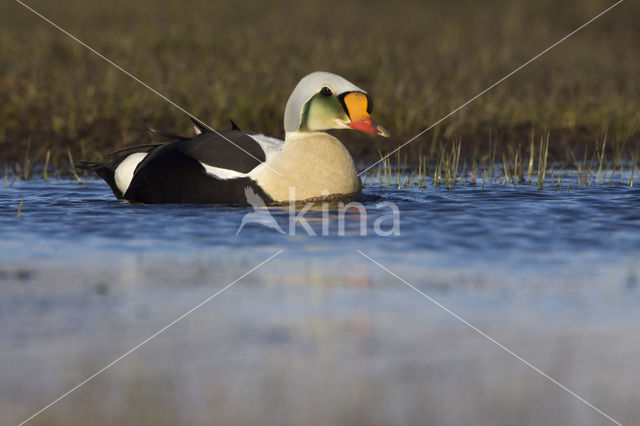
<box><xmin>343</xmin><ymin>92</ymin><xmax>390</xmax><ymax>137</ymax></box>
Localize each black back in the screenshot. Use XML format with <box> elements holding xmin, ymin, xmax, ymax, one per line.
<box><xmin>78</xmin><ymin>120</ymin><xmax>272</xmax><ymax>204</ymax></box>
<box><xmin>123</xmin><ymin>142</ymin><xmax>272</xmax><ymax>204</ymax></box>
<box><xmin>179</xmin><ymin>130</ymin><xmax>265</xmax><ymax>173</ymax></box>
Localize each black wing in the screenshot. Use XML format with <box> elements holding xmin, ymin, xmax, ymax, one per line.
<box><xmin>123</xmin><ymin>143</ymin><xmax>272</xmax><ymax>204</ymax></box>
<box><xmin>122</xmin><ymin>128</ymin><xmax>270</xmax><ymax>204</ymax></box>
<box><xmin>135</xmin><ymin>129</ymin><xmax>266</xmax><ymax>174</ymax></box>
<box><xmin>77</xmin><ymin>119</ymin><xmax>269</xmax><ymax>203</ymax></box>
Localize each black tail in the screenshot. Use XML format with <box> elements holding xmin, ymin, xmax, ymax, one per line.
<box><xmin>74</xmin><ymin>160</ymin><xmax>123</xmax><ymax>199</ymax></box>
<box><xmin>147</xmin><ymin>128</ymin><xmax>186</xmax><ymax>140</ymax></box>
<box><xmin>75</xmin><ymin>160</ymin><xmax>101</xmax><ymax>170</ymax></box>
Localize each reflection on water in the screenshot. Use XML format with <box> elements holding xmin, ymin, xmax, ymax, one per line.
<box><xmin>1</xmin><ymin>179</ymin><xmax>639</xmax><ymax>425</ymax></box>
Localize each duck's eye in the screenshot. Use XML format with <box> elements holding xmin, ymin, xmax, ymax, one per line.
<box><xmin>320</xmin><ymin>86</ymin><xmax>332</xmax><ymax>96</ymax></box>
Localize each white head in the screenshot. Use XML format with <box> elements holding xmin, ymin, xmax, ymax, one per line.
<box><xmin>283</xmin><ymin>71</ymin><xmax>389</xmax><ymax>137</ymax></box>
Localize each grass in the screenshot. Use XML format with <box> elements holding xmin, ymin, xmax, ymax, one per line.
<box><xmin>0</xmin><ymin>0</ymin><xmax>639</xmax><ymax>177</ymax></box>
<box><xmin>2</xmin><ymin>126</ymin><xmax>638</xmax><ymax>192</ymax></box>
<box><xmin>364</xmin><ymin>129</ymin><xmax>640</xmax><ymax>190</ymax></box>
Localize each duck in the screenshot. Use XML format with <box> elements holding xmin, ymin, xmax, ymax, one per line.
<box><xmin>77</xmin><ymin>71</ymin><xmax>389</xmax><ymax>204</ymax></box>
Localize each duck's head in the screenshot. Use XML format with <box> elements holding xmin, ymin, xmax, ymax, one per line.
<box><xmin>284</xmin><ymin>71</ymin><xmax>389</xmax><ymax>137</ymax></box>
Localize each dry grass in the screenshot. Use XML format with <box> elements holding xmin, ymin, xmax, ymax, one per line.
<box><xmin>0</xmin><ymin>0</ymin><xmax>638</xmax><ymax>170</ymax></box>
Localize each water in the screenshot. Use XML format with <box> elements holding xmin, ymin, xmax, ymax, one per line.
<box><xmin>1</xmin><ymin>178</ymin><xmax>639</xmax><ymax>425</ymax></box>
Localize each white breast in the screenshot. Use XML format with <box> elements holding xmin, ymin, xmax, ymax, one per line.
<box><xmin>249</xmin><ymin>133</ymin><xmax>360</xmax><ymax>202</ymax></box>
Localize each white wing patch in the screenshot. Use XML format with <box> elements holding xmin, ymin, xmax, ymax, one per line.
<box><xmin>115</xmin><ymin>152</ymin><xmax>148</xmax><ymax>195</ymax></box>
<box><xmin>201</xmin><ymin>163</ymin><xmax>248</xmax><ymax>180</ymax></box>
<box><xmin>201</xmin><ymin>134</ymin><xmax>283</xmax><ymax>180</ymax></box>
<box><xmin>249</xmin><ymin>134</ymin><xmax>284</xmax><ymax>162</ymax></box>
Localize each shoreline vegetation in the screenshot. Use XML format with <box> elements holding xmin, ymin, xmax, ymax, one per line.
<box><xmin>1</xmin><ymin>0</ymin><xmax>638</xmax><ymax>178</ymax></box>
<box><xmin>4</xmin><ymin>132</ymin><xmax>640</xmax><ymax>191</ymax></box>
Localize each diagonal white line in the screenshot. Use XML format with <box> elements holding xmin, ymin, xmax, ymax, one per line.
<box><xmin>356</xmin><ymin>250</ymin><xmax>623</xmax><ymax>426</ymax></box>
<box><xmin>358</xmin><ymin>0</ymin><xmax>624</xmax><ymax>177</ymax></box>
<box><xmin>16</xmin><ymin>250</ymin><xmax>283</xmax><ymax>426</ymax></box>
<box><xmin>14</xmin><ymin>0</ymin><xmax>282</xmax><ymax>176</ymax></box>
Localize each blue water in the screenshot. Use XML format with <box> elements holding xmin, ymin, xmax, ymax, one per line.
<box><xmin>1</xmin><ymin>178</ymin><xmax>639</xmax><ymax>426</ymax></box>
<box><xmin>1</xmin><ymin>179</ymin><xmax>639</xmax><ymax>264</ymax></box>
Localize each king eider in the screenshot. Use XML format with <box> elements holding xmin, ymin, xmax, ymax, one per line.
<box><xmin>77</xmin><ymin>72</ymin><xmax>389</xmax><ymax>204</ymax></box>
